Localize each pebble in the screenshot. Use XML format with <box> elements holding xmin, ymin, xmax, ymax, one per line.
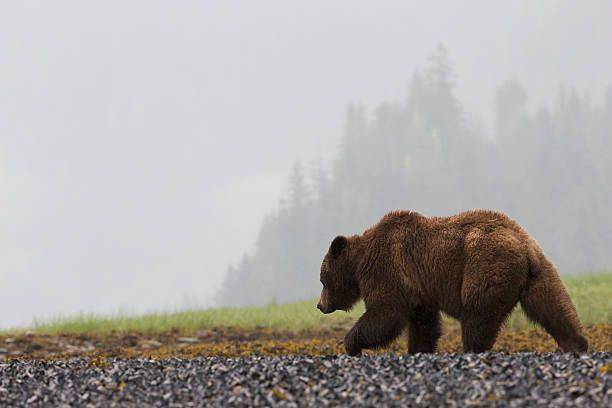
<box><xmin>0</xmin><ymin>352</ymin><xmax>609</xmax><ymax>407</ymax></box>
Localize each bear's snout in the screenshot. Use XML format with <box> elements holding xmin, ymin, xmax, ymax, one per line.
<box><xmin>317</xmin><ymin>290</ymin><xmax>335</xmax><ymax>314</ymax></box>
<box><xmin>317</xmin><ymin>302</ymin><xmax>334</xmax><ymax>314</ymax></box>
<box><xmin>317</xmin><ymin>299</ymin><xmax>334</xmax><ymax>314</ymax></box>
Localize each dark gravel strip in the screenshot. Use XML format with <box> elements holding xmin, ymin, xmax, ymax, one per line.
<box><xmin>0</xmin><ymin>353</ymin><xmax>610</xmax><ymax>407</ymax></box>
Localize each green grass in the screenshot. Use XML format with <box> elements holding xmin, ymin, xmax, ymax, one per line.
<box><xmin>22</xmin><ymin>301</ymin><xmax>364</xmax><ymax>335</ymax></box>
<box><xmin>9</xmin><ymin>272</ymin><xmax>612</xmax><ymax>336</ymax></box>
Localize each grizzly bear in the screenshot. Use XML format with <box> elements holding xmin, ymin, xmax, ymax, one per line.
<box><xmin>317</xmin><ymin>209</ymin><xmax>588</xmax><ymax>355</ymax></box>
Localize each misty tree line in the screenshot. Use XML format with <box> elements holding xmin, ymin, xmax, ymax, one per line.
<box><xmin>216</xmin><ymin>45</ymin><xmax>612</xmax><ymax>307</ymax></box>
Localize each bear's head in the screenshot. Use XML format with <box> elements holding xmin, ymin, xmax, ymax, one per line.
<box><xmin>317</xmin><ymin>235</ymin><xmax>360</xmax><ymax>314</ymax></box>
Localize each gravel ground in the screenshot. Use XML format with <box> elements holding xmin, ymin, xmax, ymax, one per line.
<box><xmin>1</xmin><ymin>353</ymin><xmax>610</xmax><ymax>407</ymax></box>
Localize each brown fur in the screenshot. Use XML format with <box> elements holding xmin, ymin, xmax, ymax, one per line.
<box><xmin>317</xmin><ymin>209</ymin><xmax>588</xmax><ymax>355</ymax></box>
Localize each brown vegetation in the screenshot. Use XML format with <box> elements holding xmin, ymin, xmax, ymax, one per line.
<box><xmin>0</xmin><ymin>323</ymin><xmax>608</xmax><ymax>361</ymax></box>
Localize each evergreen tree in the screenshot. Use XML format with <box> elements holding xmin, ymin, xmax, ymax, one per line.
<box><xmin>216</xmin><ymin>47</ymin><xmax>612</xmax><ymax>306</ymax></box>
<box><xmin>421</xmin><ymin>43</ymin><xmax>461</xmax><ymax>135</ymax></box>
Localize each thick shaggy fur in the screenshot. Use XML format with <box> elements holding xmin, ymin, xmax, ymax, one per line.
<box><xmin>317</xmin><ymin>209</ymin><xmax>588</xmax><ymax>355</ymax></box>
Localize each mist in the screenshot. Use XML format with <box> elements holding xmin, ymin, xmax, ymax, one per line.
<box><xmin>1</xmin><ymin>1</ymin><xmax>611</xmax><ymax>327</ymax></box>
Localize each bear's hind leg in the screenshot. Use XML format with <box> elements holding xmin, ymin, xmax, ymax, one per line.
<box><xmin>460</xmin><ymin>289</ymin><xmax>518</xmax><ymax>353</ymax></box>
<box><xmin>460</xmin><ymin>313</ymin><xmax>508</xmax><ymax>353</ymax></box>
<box><xmin>460</xmin><ymin>252</ymin><xmax>524</xmax><ymax>353</ymax></box>
<box><xmin>519</xmin><ymin>266</ymin><xmax>588</xmax><ymax>352</ymax></box>
<box><xmin>408</xmin><ymin>307</ymin><xmax>441</xmax><ymax>354</ymax></box>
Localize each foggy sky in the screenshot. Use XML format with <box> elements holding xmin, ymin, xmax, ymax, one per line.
<box><xmin>1</xmin><ymin>1</ymin><xmax>611</xmax><ymax>328</ymax></box>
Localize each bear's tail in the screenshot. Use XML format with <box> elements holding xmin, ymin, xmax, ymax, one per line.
<box><xmin>520</xmin><ymin>247</ymin><xmax>588</xmax><ymax>352</ymax></box>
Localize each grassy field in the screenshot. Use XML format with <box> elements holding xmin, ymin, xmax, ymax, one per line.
<box><xmin>19</xmin><ymin>271</ymin><xmax>612</xmax><ymax>336</ymax></box>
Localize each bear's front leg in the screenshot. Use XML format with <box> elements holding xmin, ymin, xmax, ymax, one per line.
<box><xmin>344</xmin><ymin>307</ymin><xmax>407</xmax><ymax>356</ymax></box>
<box><xmin>407</xmin><ymin>307</ymin><xmax>441</xmax><ymax>354</ymax></box>
<box><xmin>343</xmin><ymin>326</ymin><xmax>362</xmax><ymax>356</ymax></box>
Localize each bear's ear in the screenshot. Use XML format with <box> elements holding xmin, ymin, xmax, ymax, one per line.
<box><xmin>330</xmin><ymin>235</ymin><xmax>348</xmax><ymax>257</ymax></box>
